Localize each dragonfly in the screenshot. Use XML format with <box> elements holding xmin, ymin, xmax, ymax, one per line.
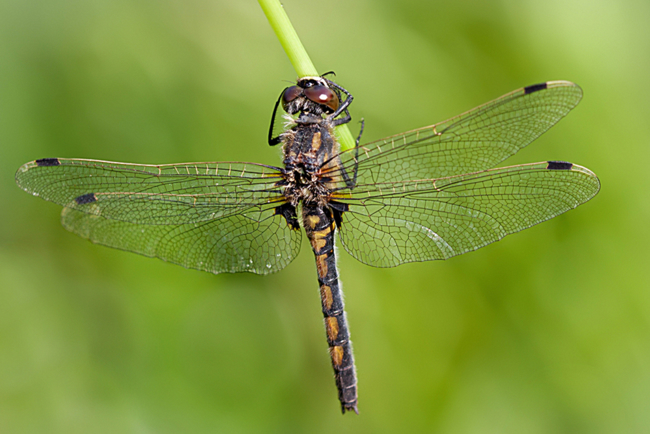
<box><xmin>15</xmin><ymin>77</ymin><xmax>600</xmax><ymax>414</ymax></box>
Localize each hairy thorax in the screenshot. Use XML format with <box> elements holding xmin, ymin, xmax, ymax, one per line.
<box><xmin>280</xmin><ymin>115</ymin><xmax>340</xmax><ymax>208</ymax></box>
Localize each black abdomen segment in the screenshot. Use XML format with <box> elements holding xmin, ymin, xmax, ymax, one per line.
<box><xmin>302</xmin><ymin>204</ymin><xmax>358</xmax><ymax>414</ymax></box>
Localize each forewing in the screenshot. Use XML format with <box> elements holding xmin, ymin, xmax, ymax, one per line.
<box><xmin>16</xmin><ymin>158</ymin><xmax>284</xmax><ymax>224</ymax></box>
<box><xmin>337</xmin><ymin>162</ymin><xmax>600</xmax><ymax>267</ymax></box>
<box><xmin>329</xmin><ymin>81</ymin><xmax>583</xmax><ymax>186</ymax></box>
<box><xmin>16</xmin><ymin>158</ymin><xmax>302</xmax><ymax>274</ymax></box>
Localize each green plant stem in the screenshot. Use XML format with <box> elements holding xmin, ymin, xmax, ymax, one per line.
<box><xmin>258</xmin><ymin>0</ymin><xmax>356</xmax><ymax>151</ymax></box>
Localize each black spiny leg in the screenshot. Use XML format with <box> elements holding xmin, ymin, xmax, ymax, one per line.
<box><xmin>349</xmin><ymin>118</ymin><xmax>364</xmax><ymax>188</ymax></box>
<box><xmin>330</xmin><ymin>118</ymin><xmax>364</xmax><ymax>191</ymax></box>
<box><xmin>268</xmin><ymin>88</ymin><xmax>287</xmax><ymax>146</ymax></box>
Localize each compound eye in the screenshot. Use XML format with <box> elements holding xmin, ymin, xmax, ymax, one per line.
<box><xmin>282</xmin><ymin>86</ymin><xmax>302</xmax><ymax>106</ymax></box>
<box><xmin>304</xmin><ymin>85</ymin><xmax>339</xmax><ymax>113</ymax></box>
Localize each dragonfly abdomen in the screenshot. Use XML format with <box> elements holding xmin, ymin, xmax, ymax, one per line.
<box><xmin>302</xmin><ymin>204</ymin><xmax>358</xmax><ymax>414</ymax></box>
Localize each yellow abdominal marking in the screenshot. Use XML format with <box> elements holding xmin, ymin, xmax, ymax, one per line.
<box><xmin>310</xmin><ymin>228</ymin><xmax>331</xmax><ymax>252</ymax></box>
<box><xmin>316</xmin><ymin>254</ymin><xmax>328</xmax><ymax>278</ymax></box>
<box><xmin>320</xmin><ymin>285</ymin><xmax>333</xmax><ymax>310</ymax></box>
<box><xmin>307</xmin><ymin>215</ymin><xmax>321</xmax><ymax>229</ymax></box>
<box><xmin>330</xmin><ymin>345</ymin><xmax>344</xmax><ymax>367</ymax></box>
<box><xmin>311</xmin><ymin>238</ymin><xmax>326</xmax><ymax>252</ymax></box>
<box><xmin>326</xmin><ymin>317</ymin><xmax>339</xmax><ymax>342</ymax></box>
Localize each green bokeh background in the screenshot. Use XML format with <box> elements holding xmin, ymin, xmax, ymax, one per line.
<box><xmin>1</xmin><ymin>0</ymin><xmax>648</xmax><ymax>432</ymax></box>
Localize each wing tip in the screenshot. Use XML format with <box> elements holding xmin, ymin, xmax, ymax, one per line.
<box><xmin>524</xmin><ymin>81</ymin><xmax>582</xmax><ymax>98</ymax></box>
<box><xmin>16</xmin><ymin>158</ymin><xmax>61</xmax><ymax>184</ymax></box>
<box><xmin>546</xmin><ymin>161</ymin><xmax>601</xmax><ymax>199</ymax></box>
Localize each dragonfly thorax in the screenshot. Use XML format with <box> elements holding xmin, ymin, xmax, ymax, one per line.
<box><xmin>281</xmin><ymin>165</ymin><xmax>331</xmax><ymax>207</ymax></box>
<box><xmin>280</xmin><ymin>108</ymin><xmax>340</xmax><ymax>208</ymax></box>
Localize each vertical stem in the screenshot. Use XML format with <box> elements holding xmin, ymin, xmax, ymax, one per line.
<box><xmin>258</xmin><ymin>0</ymin><xmax>356</xmax><ymax>151</ymax></box>
<box><xmin>258</xmin><ymin>0</ymin><xmax>317</xmax><ymax>77</ymax></box>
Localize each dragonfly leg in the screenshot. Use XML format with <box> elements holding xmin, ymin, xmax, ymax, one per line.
<box><xmin>268</xmin><ymin>89</ymin><xmax>287</xmax><ymax>146</ymax></box>
<box><xmin>349</xmin><ymin>119</ymin><xmax>364</xmax><ymax>188</ymax></box>
<box><xmin>331</xmin><ymin>119</ymin><xmax>363</xmax><ymax>191</ymax></box>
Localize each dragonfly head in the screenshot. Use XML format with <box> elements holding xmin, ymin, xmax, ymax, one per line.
<box><xmin>282</xmin><ymin>76</ymin><xmax>340</xmax><ymax>117</ymax></box>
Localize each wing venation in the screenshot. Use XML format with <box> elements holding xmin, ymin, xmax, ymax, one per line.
<box><xmin>16</xmin><ymin>159</ymin><xmax>284</xmax><ymax>224</ymax></box>
<box><xmin>16</xmin><ymin>158</ymin><xmax>300</xmax><ymax>274</ymax></box>
<box><xmin>326</xmin><ymin>81</ymin><xmax>583</xmax><ymax>188</ymax></box>
<box><xmin>337</xmin><ymin>162</ymin><xmax>599</xmax><ymax>267</ymax></box>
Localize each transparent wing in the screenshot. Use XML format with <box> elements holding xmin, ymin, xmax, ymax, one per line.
<box><xmin>61</xmin><ymin>203</ymin><xmax>300</xmax><ymax>275</ymax></box>
<box><xmin>16</xmin><ymin>158</ymin><xmax>301</xmax><ymax>274</ymax></box>
<box><xmin>328</xmin><ymin>81</ymin><xmax>583</xmax><ymax>185</ymax></box>
<box><xmin>336</xmin><ymin>162</ymin><xmax>600</xmax><ymax>268</ymax></box>
<box><xmin>16</xmin><ymin>158</ymin><xmax>285</xmax><ymax>224</ymax></box>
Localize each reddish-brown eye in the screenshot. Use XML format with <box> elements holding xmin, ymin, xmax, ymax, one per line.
<box><xmin>282</xmin><ymin>86</ymin><xmax>302</xmax><ymax>105</ymax></box>
<box><xmin>304</xmin><ymin>85</ymin><xmax>340</xmax><ymax>113</ymax></box>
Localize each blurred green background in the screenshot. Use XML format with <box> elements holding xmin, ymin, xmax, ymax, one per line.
<box><xmin>1</xmin><ymin>0</ymin><xmax>649</xmax><ymax>432</ymax></box>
